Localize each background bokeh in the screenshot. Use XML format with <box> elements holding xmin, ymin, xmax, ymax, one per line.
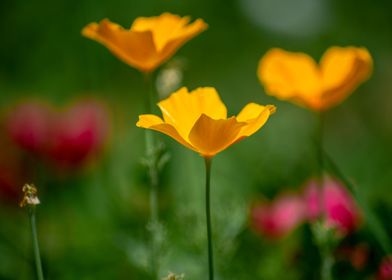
<box><xmin>1</xmin><ymin>0</ymin><xmax>392</xmax><ymax>279</ymax></box>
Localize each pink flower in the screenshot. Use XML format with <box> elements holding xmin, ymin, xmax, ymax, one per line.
<box><xmin>6</xmin><ymin>101</ymin><xmax>51</xmax><ymax>154</ymax></box>
<box><xmin>0</xmin><ymin>166</ymin><xmax>20</xmax><ymax>203</ymax></box>
<box><xmin>6</xmin><ymin>99</ymin><xmax>110</xmax><ymax>169</ymax></box>
<box><xmin>377</xmin><ymin>256</ymin><xmax>392</xmax><ymax>280</ymax></box>
<box><xmin>46</xmin><ymin>100</ymin><xmax>110</xmax><ymax>168</ymax></box>
<box><xmin>303</xmin><ymin>178</ymin><xmax>361</xmax><ymax>234</ymax></box>
<box><xmin>251</xmin><ymin>193</ymin><xmax>305</xmax><ymax>239</ymax></box>
<box><xmin>0</xmin><ymin>133</ymin><xmax>25</xmax><ymax>204</ymax></box>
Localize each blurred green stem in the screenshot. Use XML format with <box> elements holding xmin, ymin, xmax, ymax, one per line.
<box><xmin>315</xmin><ymin>112</ymin><xmax>334</xmax><ymax>280</ymax></box>
<box><xmin>204</xmin><ymin>157</ymin><xmax>214</xmax><ymax>280</ymax></box>
<box><xmin>321</xmin><ymin>251</ymin><xmax>333</xmax><ymax>280</ymax></box>
<box><xmin>144</xmin><ymin>73</ymin><xmax>160</xmax><ymax>280</ymax></box>
<box><xmin>316</xmin><ymin>112</ymin><xmax>324</xmax><ymax>182</ymax></box>
<box><xmin>28</xmin><ymin>206</ymin><xmax>44</xmax><ymax>280</ymax></box>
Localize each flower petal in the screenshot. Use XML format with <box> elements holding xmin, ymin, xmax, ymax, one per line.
<box><xmin>136</xmin><ymin>114</ymin><xmax>196</xmax><ymax>151</ymax></box>
<box><xmin>159</xmin><ymin>17</ymin><xmax>208</xmax><ymax>54</ymax></box>
<box><xmin>158</xmin><ymin>87</ymin><xmax>227</xmax><ymax>140</ymax></box>
<box><xmin>236</xmin><ymin>103</ymin><xmax>276</xmax><ymax>138</ymax></box>
<box><xmin>131</xmin><ymin>13</ymin><xmax>192</xmax><ymax>52</ymax></box>
<box><xmin>131</xmin><ymin>12</ymin><xmax>207</xmax><ymax>65</ymax></box>
<box><xmin>82</xmin><ymin>19</ymin><xmax>158</xmax><ymax>72</ymax></box>
<box><xmin>188</xmin><ymin>114</ymin><xmax>246</xmax><ymax>157</ymax></box>
<box><xmin>320</xmin><ymin>47</ymin><xmax>373</xmax><ymax>110</ymax></box>
<box><xmin>83</xmin><ymin>14</ymin><xmax>207</xmax><ymax>73</ymax></box>
<box><xmin>258</xmin><ymin>48</ymin><xmax>321</xmax><ymax>107</ymax></box>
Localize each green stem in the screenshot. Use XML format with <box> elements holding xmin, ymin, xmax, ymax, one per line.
<box><xmin>204</xmin><ymin>157</ymin><xmax>214</xmax><ymax>280</ymax></box>
<box><xmin>315</xmin><ymin>112</ymin><xmax>325</xmax><ymax>219</ymax></box>
<box><xmin>314</xmin><ymin>112</ymin><xmax>334</xmax><ymax>280</ymax></box>
<box><xmin>316</xmin><ymin>112</ymin><xmax>324</xmax><ymax>184</ymax></box>
<box><xmin>143</xmin><ymin>73</ymin><xmax>160</xmax><ymax>280</ymax></box>
<box><xmin>28</xmin><ymin>206</ymin><xmax>44</xmax><ymax>280</ymax></box>
<box><xmin>321</xmin><ymin>252</ymin><xmax>333</xmax><ymax>280</ymax></box>
<box><xmin>147</xmin><ymin>145</ymin><xmax>159</xmax><ymax>280</ymax></box>
<box><xmin>144</xmin><ymin>73</ymin><xmax>155</xmax><ymax>114</ymax></box>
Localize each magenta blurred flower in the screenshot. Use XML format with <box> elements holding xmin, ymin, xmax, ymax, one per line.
<box><xmin>0</xmin><ymin>166</ymin><xmax>20</xmax><ymax>202</ymax></box>
<box><xmin>6</xmin><ymin>99</ymin><xmax>110</xmax><ymax>169</ymax></box>
<box><xmin>46</xmin><ymin>100</ymin><xmax>110</xmax><ymax>168</ymax></box>
<box><xmin>251</xmin><ymin>177</ymin><xmax>361</xmax><ymax>240</ymax></box>
<box><xmin>0</xmin><ymin>134</ymin><xmax>25</xmax><ymax>203</ymax></box>
<box><xmin>304</xmin><ymin>178</ymin><xmax>361</xmax><ymax>234</ymax></box>
<box><xmin>377</xmin><ymin>256</ymin><xmax>392</xmax><ymax>280</ymax></box>
<box><xmin>6</xmin><ymin>101</ymin><xmax>51</xmax><ymax>154</ymax></box>
<box><xmin>251</xmin><ymin>193</ymin><xmax>305</xmax><ymax>239</ymax></box>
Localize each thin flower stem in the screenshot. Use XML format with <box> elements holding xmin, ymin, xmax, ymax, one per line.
<box><xmin>316</xmin><ymin>112</ymin><xmax>327</xmax><ymax>218</ymax></box>
<box><xmin>148</xmin><ymin>148</ymin><xmax>159</xmax><ymax>280</ymax></box>
<box><xmin>28</xmin><ymin>206</ymin><xmax>44</xmax><ymax>280</ymax></box>
<box><xmin>314</xmin><ymin>112</ymin><xmax>334</xmax><ymax>280</ymax></box>
<box><xmin>143</xmin><ymin>72</ymin><xmax>160</xmax><ymax>280</ymax></box>
<box><xmin>321</xmin><ymin>252</ymin><xmax>333</xmax><ymax>280</ymax></box>
<box><xmin>316</xmin><ymin>112</ymin><xmax>324</xmax><ymax>183</ymax></box>
<box><xmin>204</xmin><ymin>157</ymin><xmax>214</xmax><ymax>280</ymax></box>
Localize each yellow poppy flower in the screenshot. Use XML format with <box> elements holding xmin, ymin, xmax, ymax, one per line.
<box><xmin>136</xmin><ymin>87</ymin><xmax>276</xmax><ymax>158</ymax></box>
<box><xmin>257</xmin><ymin>47</ymin><xmax>373</xmax><ymax>111</ymax></box>
<box><xmin>82</xmin><ymin>13</ymin><xmax>208</xmax><ymax>73</ymax></box>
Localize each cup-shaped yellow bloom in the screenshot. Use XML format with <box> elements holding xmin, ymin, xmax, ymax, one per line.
<box><xmin>257</xmin><ymin>47</ymin><xmax>373</xmax><ymax>111</ymax></box>
<box><xmin>82</xmin><ymin>13</ymin><xmax>208</xmax><ymax>73</ymax></box>
<box><xmin>136</xmin><ymin>87</ymin><xmax>276</xmax><ymax>158</ymax></box>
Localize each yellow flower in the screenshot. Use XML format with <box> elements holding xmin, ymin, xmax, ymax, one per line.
<box><xmin>257</xmin><ymin>47</ymin><xmax>373</xmax><ymax>111</ymax></box>
<box><xmin>136</xmin><ymin>87</ymin><xmax>276</xmax><ymax>158</ymax></box>
<box><xmin>82</xmin><ymin>13</ymin><xmax>208</xmax><ymax>73</ymax></box>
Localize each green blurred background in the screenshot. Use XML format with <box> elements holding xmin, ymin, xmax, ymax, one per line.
<box><xmin>1</xmin><ymin>0</ymin><xmax>392</xmax><ymax>279</ymax></box>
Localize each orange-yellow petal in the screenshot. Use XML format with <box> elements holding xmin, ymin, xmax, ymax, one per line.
<box><xmin>131</xmin><ymin>13</ymin><xmax>207</xmax><ymax>68</ymax></box>
<box><xmin>132</xmin><ymin>13</ymin><xmax>192</xmax><ymax>52</ymax></box>
<box><xmin>188</xmin><ymin>114</ymin><xmax>246</xmax><ymax>158</ymax></box>
<box><xmin>158</xmin><ymin>87</ymin><xmax>227</xmax><ymax>140</ymax></box>
<box><xmin>158</xmin><ymin>17</ymin><xmax>208</xmax><ymax>53</ymax></box>
<box><xmin>320</xmin><ymin>46</ymin><xmax>373</xmax><ymax>110</ymax></box>
<box><xmin>136</xmin><ymin>114</ymin><xmax>196</xmax><ymax>151</ymax></box>
<box><xmin>147</xmin><ymin>16</ymin><xmax>208</xmax><ymax>70</ymax></box>
<box><xmin>258</xmin><ymin>48</ymin><xmax>322</xmax><ymax>106</ymax></box>
<box><xmin>82</xmin><ymin>19</ymin><xmax>157</xmax><ymax>72</ymax></box>
<box><xmin>83</xmin><ymin>14</ymin><xmax>207</xmax><ymax>73</ymax></box>
<box><xmin>236</xmin><ymin>103</ymin><xmax>276</xmax><ymax>138</ymax></box>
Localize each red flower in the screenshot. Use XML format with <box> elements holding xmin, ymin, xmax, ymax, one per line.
<box><xmin>377</xmin><ymin>256</ymin><xmax>392</xmax><ymax>280</ymax></box>
<box><xmin>6</xmin><ymin>99</ymin><xmax>110</xmax><ymax>169</ymax></box>
<box><xmin>0</xmin><ymin>133</ymin><xmax>25</xmax><ymax>204</ymax></box>
<box><xmin>304</xmin><ymin>178</ymin><xmax>361</xmax><ymax>234</ymax></box>
<box><xmin>251</xmin><ymin>193</ymin><xmax>305</xmax><ymax>239</ymax></box>
<box><xmin>46</xmin><ymin>100</ymin><xmax>110</xmax><ymax>168</ymax></box>
<box><xmin>6</xmin><ymin>101</ymin><xmax>51</xmax><ymax>154</ymax></box>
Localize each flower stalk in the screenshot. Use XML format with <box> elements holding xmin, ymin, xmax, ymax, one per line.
<box><xmin>144</xmin><ymin>73</ymin><xmax>162</xmax><ymax>280</ymax></box>
<box><xmin>20</xmin><ymin>184</ymin><xmax>44</xmax><ymax>280</ymax></box>
<box><xmin>204</xmin><ymin>157</ymin><xmax>214</xmax><ymax>280</ymax></box>
<box><xmin>314</xmin><ymin>113</ymin><xmax>334</xmax><ymax>280</ymax></box>
<box><xmin>321</xmin><ymin>249</ymin><xmax>333</xmax><ymax>280</ymax></box>
<box><xmin>316</xmin><ymin>112</ymin><xmax>324</xmax><ymax>182</ymax></box>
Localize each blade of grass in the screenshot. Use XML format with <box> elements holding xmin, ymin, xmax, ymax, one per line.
<box><xmin>324</xmin><ymin>151</ymin><xmax>392</xmax><ymax>253</ymax></box>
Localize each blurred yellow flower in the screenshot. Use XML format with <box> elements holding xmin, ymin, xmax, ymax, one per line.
<box><xmin>136</xmin><ymin>87</ymin><xmax>275</xmax><ymax>158</ymax></box>
<box><xmin>82</xmin><ymin>13</ymin><xmax>208</xmax><ymax>73</ymax></box>
<box><xmin>257</xmin><ymin>47</ymin><xmax>373</xmax><ymax>111</ymax></box>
